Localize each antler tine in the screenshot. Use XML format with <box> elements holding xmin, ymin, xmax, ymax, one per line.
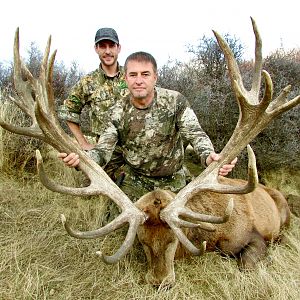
<box><xmin>46</xmin><ymin>49</ymin><xmax>57</xmax><ymax>113</ymax></box>
<box><xmin>0</xmin><ymin>28</ymin><xmax>45</xmax><ymax>139</ymax></box>
<box><xmin>61</xmin><ymin>212</ymin><xmax>144</xmax><ymax>264</ymax></box>
<box><xmin>213</xmin><ymin>17</ymin><xmax>263</xmax><ymax>105</ymax></box>
<box><xmin>251</xmin><ymin>17</ymin><xmax>263</xmax><ymax>97</ymax></box>
<box><xmin>0</xmin><ymin>28</ymin><xmax>148</xmax><ymax>264</ymax></box>
<box><xmin>61</xmin><ymin>211</ymin><xmax>142</xmax><ymax>264</ymax></box>
<box><xmin>36</xmin><ymin>148</ymin><xmax>133</xmax><ymax>207</ymax></box>
<box><xmin>39</xmin><ymin>35</ymin><xmax>54</xmax><ymax>113</ymax></box>
<box><xmin>212</xmin><ymin>31</ymin><xmax>244</xmax><ymax>96</ymax></box>
<box><xmin>160</xmin><ymin>18</ymin><xmax>300</xmax><ymax>255</ymax></box>
<box><xmin>13</xmin><ymin>27</ymin><xmax>33</xmax><ymax>113</ymax></box>
<box><xmin>38</xmin><ymin>34</ymin><xmax>60</xmax><ymax>117</ymax></box>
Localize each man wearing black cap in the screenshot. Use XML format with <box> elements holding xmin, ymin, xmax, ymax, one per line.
<box><xmin>59</xmin><ymin>27</ymin><xmax>128</xmax><ymax>180</ymax></box>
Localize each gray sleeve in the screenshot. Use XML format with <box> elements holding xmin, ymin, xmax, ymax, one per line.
<box><xmin>87</xmin><ymin>122</ymin><xmax>119</xmax><ymax>166</ymax></box>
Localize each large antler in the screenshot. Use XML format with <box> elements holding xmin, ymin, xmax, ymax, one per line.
<box><xmin>0</xmin><ymin>28</ymin><xmax>147</xmax><ymax>264</ymax></box>
<box><xmin>160</xmin><ymin>17</ymin><xmax>300</xmax><ymax>254</ymax></box>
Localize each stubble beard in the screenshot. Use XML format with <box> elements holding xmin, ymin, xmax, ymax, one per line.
<box><xmin>131</xmin><ymin>89</ymin><xmax>148</xmax><ymax>100</ymax></box>
<box><xmin>101</xmin><ymin>55</ymin><xmax>116</xmax><ymax>67</ymax></box>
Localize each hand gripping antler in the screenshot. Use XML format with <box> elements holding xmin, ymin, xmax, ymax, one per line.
<box><xmin>160</xmin><ymin>17</ymin><xmax>300</xmax><ymax>255</ymax></box>
<box><xmin>0</xmin><ymin>28</ymin><xmax>147</xmax><ymax>264</ymax></box>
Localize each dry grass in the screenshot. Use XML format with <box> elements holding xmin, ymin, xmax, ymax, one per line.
<box><xmin>261</xmin><ymin>168</ymin><xmax>300</xmax><ymax>196</ymax></box>
<box><xmin>1</xmin><ymin>158</ymin><xmax>300</xmax><ymax>300</ymax></box>
<box><xmin>0</xmin><ymin>100</ymin><xmax>46</xmax><ymax>174</ymax></box>
<box><xmin>1</xmin><ymin>93</ymin><xmax>300</xmax><ymax>299</ymax></box>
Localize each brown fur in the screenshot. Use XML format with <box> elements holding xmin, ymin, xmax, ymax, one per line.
<box><xmin>135</xmin><ymin>178</ymin><xmax>291</xmax><ymax>286</ymax></box>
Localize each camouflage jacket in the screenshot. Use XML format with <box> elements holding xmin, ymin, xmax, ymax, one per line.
<box><xmin>89</xmin><ymin>87</ymin><xmax>214</xmax><ymax>177</ymax></box>
<box><xmin>58</xmin><ymin>64</ymin><xmax>128</xmax><ymax>135</ymax></box>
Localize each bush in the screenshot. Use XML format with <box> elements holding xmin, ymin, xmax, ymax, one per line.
<box><xmin>254</xmin><ymin>49</ymin><xmax>300</xmax><ymax>171</ymax></box>
<box><xmin>0</xmin><ymin>62</ymin><xmax>13</xmax><ymax>91</ymax></box>
<box><xmin>0</xmin><ymin>98</ymin><xmax>46</xmax><ymax>174</ymax></box>
<box><xmin>0</xmin><ymin>41</ymin><xmax>84</xmax><ymax>174</ymax></box>
<box><xmin>158</xmin><ymin>36</ymin><xmax>300</xmax><ymax>179</ymax></box>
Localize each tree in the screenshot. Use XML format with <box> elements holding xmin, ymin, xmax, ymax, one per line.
<box><xmin>187</xmin><ymin>34</ymin><xmax>244</xmax><ymax>81</ymax></box>
<box><xmin>158</xmin><ymin>34</ymin><xmax>299</xmax><ymax>178</ymax></box>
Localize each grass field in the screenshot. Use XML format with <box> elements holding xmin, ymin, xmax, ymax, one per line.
<box><xmin>1</xmin><ymin>159</ymin><xmax>300</xmax><ymax>300</ymax></box>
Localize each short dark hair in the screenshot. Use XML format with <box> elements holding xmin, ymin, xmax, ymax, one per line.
<box><xmin>124</xmin><ymin>52</ymin><xmax>157</xmax><ymax>73</ymax></box>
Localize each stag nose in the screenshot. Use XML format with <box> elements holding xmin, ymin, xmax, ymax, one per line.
<box><xmin>145</xmin><ymin>272</ymin><xmax>175</xmax><ymax>288</ymax></box>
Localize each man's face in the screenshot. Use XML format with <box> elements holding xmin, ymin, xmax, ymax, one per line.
<box><xmin>125</xmin><ymin>60</ymin><xmax>157</xmax><ymax>101</ymax></box>
<box><xmin>95</xmin><ymin>40</ymin><xmax>121</xmax><ymax>67</ymax></box>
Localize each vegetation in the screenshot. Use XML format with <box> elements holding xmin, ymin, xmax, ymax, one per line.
<box><xmin>158</xmin><ymin>36</ymin><xmax>300</xmax><ymax>180</ymax></box>
<box><xmin>0</xmin><ymin>33</ymin><xmax>299</xmax><ymax>299</ymax></box>
<box><xmin>0</xmin><ymin>168</ymin><xmax>300</xmax><ymax>299</ymax></box>
<box><xmin>0</xmin><ymin>42</ymin><xmax>83</xmax><ymax>173</ymax></box>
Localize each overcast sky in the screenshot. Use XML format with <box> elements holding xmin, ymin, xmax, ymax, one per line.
<box><xmin>1</xmin><ymin>0</ymin><xmax>299</xmax><ymax>73</ymax></box>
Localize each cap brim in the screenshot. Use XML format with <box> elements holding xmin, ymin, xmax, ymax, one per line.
<box><xmin>95</xmin><ymin>37</ymin><xmax>119</xmax><ymax>44</ymax></box>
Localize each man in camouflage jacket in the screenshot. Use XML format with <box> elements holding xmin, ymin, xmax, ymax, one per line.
<box><xmin>59</xmin><ymin>28</ymin><xmax>128</xmax><ymax>179</ymax></box>
<box><xmin>59</xmin><ymin>52</ymin><xmax>237</xmax><ymax>201</ymax></box>
<box><xmin>89</xmin><ymin>85</ymin><xmax>215</xmax><ymax>200</ymax></box>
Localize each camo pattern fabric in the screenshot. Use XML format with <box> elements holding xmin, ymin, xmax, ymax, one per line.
<box><xmin>89</xmin><ymin>87</ymin><xmax>214</xmax><ymax>178</ymax></box>
<box><xmin>119</xmin><ymin>164</ymin><xmax>186</xmax><ymax>201</ymax></box>
<box><xmin>58</xmin><ymin>65</ymin><xmax>129</xmax><ymax>135</ymax></box>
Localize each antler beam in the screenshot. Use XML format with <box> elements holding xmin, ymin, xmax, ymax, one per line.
<box><xmin>160</xmin><ymin>17</ymin><xmax>300</xmax><ymax>254</ymax></box>
<box><xmin>0</xmin><ymin>28</ymin><xmax>147</xmax><ymax>263</ymax></box>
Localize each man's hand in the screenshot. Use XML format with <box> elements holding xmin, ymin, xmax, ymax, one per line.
<box><xmin>58</xmin><ymin>152</ymin><xmax>80</xmax><ymax>168</ymax></box>
<box><xmin>206</xmin><ymin>152</ymin><xmax>237</xmax><ymax>176</ymax></box>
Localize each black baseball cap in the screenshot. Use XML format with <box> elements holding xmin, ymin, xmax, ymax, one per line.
<box><xmin>95</xmin><ymin>28</ymin><xmax>119</xmax><ymax>44</ymax></box>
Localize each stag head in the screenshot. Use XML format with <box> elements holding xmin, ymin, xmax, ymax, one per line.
<box><xmin>0</xmin><ymin>18</ymin><xmax>299</xmax><ymax>287</ymax></box>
